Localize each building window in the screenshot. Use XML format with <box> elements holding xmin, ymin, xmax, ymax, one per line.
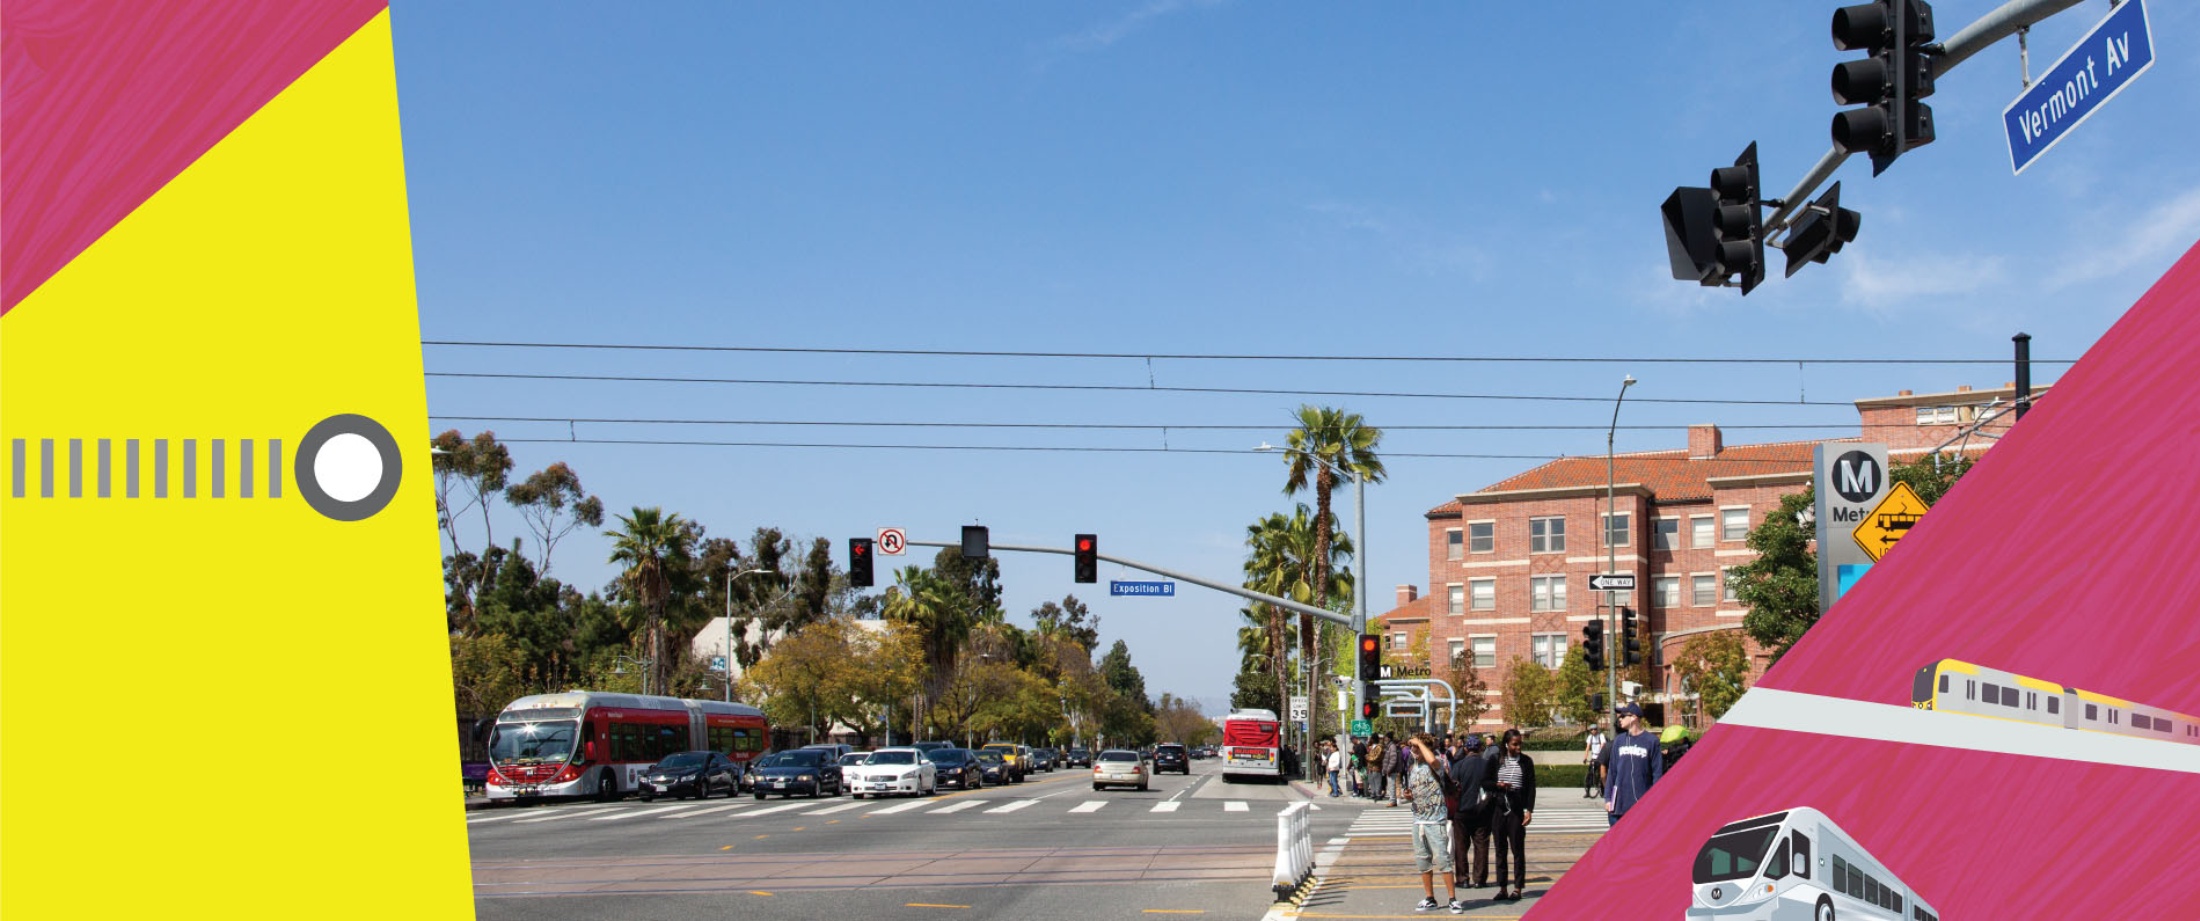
<box><xmin>1448</xmin><ymin>638</ymin><xmax>1465</xmax><ymax>666</ymax></box>
<box><xmin>1530</xmin><ymin>575</ymin><xmax>1567</xmax><ymax>611</ymax></box>
<box><xmin>1530</xmin><ymin>517</ymin><xmax>1566</xmax><ymax>553</ymax></box>
<box><xmin>1691</xmin><ymin>516</ymin><xmax>1714</xmax><ymax>549</ymax></box>
<box><xmin>1471</xmin><ymin>635</ymin><xmax>1496</xmax><ymax>669</ymax></box>
<box><xmin>1392</xmin><ymin>632</ymin><xmax>1408</xmax><ymax>650</ymax></box>
<box><xmin>1603</xmin><ymin>512</ymin><xmax>1630</xmax><ymax>548</ymax></box>
<box><xmin>1654</xmin><ymin>576</ymin><xmax>1680</xmax><ymax>608</ymax></box>
<box><xmin>1692</xmin><ymin>574</ymin><xmax>1717</xmax><ymax>607</ymax></box>
<box><xmin>1447</xmin><ymin>584</ymin><xmax>1465</xmax><ymax>616</ymax></box>
<box><xmin>1445</xmin><ymin>529</ymin><xmax>1463</xmax><ymax>560</ymax></box>
<box><xmin>1469</xmin><ymin>578</ymin><xmax>1495</xmax><ymax>611</ymax></box>
<box><xmin>1468</xmin><ymin>521</ymin><xmax>1495</xmax><ymax>553</ymax></box>
<box><xmin>1723</xmin><ymin>567</ymin><xmax>1740</xmax><ymax>603</ymax></box>
<box><xmin>1653</xmin><ymin>518</ymin><xmax>1679</xmax><ymax>551</ymax></box>
<box><xmin>1721</xmin><ymin>508</ymin><xmax>1750</xmax><ymax>542</ymax></box>
<box><xmin>1531</xmin><ymin>633</ymin><xmax>1568</xmax><ymax>670</ymax></box>
<box><xmin>1916</xmin><ymin>405</ymin><xmax>1958</xmax><ymax>425</ymax></box>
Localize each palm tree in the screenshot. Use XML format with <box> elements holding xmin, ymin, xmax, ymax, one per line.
<box><xmin>606</xmin><ymin>506</ymin><xmax>697</xmax><ymax>696</ymax></box>
<box><xmin>884</xmin><ymin>565</ymin><xmax>974</xmax><ymax>735</ymax></box>
<box><xmin>1244</xmin><ymin>506</ymin><xmax>1353</xmax><ymax>721</ymax></box>
<box><xmin>1283</xmin><ymin>405</ymin><xmax>1386</xmax><ymax>624</ymax></box>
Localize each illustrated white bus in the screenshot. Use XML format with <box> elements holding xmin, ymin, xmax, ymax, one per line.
<box><xmin>1911</xmin><ymin>658</ymin><xmax>2200</xmax><ymax>744</ymax></box>
<box><xmin>483</xmin><ymin>690</ymin><xmax>769</xmax><ymax>803</ymax></box>
<box><xmin>1686</xmin><ymin>807</ymin><xmax>1938</xmax><ymax>921</ymax></box>
<box><xmin>1219</xmin><ymin>708</ymin><xmax>1282</xmax><ymax>782</ymax></box>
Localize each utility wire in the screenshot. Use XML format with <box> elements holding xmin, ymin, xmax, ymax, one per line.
<box><xmin>431</xmin><ymin>414</ymin><xmax>1984</xmax><ymax>432</ymax></box>
<box><xmin>425</xmin><ymin>371</ymin><xmax>1863</xmax><ymax>407</ymax></box>
<box><xmin>422</xmin><ymin>339</ymin><xmax>2074</xmax><ymax>365</ymax></box>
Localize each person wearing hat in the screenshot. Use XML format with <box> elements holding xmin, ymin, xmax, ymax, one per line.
<box><xmin>1600</xmin><ymin>703</ymin><xmax>1663</xmax><ymax>827</ymax></box>
<box><xmin>1446</xmin><ymin>733</ymin><xmax>1492</xmax><ymax>890</ymax></box>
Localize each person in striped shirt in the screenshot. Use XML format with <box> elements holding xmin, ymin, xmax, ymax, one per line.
<box><xmin>1480</xmin><ymin>728</ymin><xmax>1536</xmax><ymax>901</ymax></box>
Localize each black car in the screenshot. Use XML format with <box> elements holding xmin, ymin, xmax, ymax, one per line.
<box><xmin>926</xmin><ymin>747</ymin><xmax>985</xmax><ymax>790</ymax></box>
<box><xmin>639</xmin><ymin>750</ymin><xmax>740</xmax><ymax>801</ymax></box>
<box><xmin>1065</xmin><ymin>748</ymin><xmax>1092</xmax><ymax>767</ymax></box>
<box><xmin>1152</xmin><ymin>743</ymin><xmax>1191</xmax><ymax>775</ymax></box>
<box><xmin>1031</xmin><ymin>748</ymin><xmax>1059</xmax><ymax>772</ymax></box>
<box><xmin>750</xmin><ymin>748</ymin><xmax>844</xmax><ymax>799</ymax></box>
<box><xmin>972</xmin><ymin>750</ymin><xmax>1013</xmax><ymax>786</ymax></box>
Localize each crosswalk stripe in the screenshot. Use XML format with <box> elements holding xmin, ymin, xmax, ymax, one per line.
<box><xmin>1069</xmin><ymin>801</ymin><xmax>1106</xmax><ymax>813</ymax></box>
<box><xmin>740</xmin><ymin>801</ymin><xmax>818</xmax><ymax>817</ymax></box>
<box><xmin>660</xmin><ymin>802</ymin><xmax>751</xmax><ymax>819</ymax></box>
<box><xmin>1151</xmin><ymin>801</ymin><xmax>1182</xmax><ymax>813</ymax></box>
<box><xmin>984</xmin><ymin>800</ymin><xmax>1038</xmax><ymax>814</ymax></box>
<box><xmin>802</xmin><ymin>802</ymin><xmax>868</xmax><ymax>816</ymax></box>
<box><xmin>511</xmin><ymin>806</ymin><xmax>619</xmax><ymax>824</ymax></box>
<box><xmin>1224</xmin><ymin>801</ymin><xmax>1249</xmax><ymax>812</ymax></box>
<box><xmin>466</xmin><ymin>813</ymin><xmax>516</xmax><ymax>824</ymax></box>
<box><xmin>925</xmin><ymin>800</ymin><xmax>984</xmax><ymax>814</ymax></box>
<box><xmin>589</xmin><ymin>804</ymin><xmax>692</xmax><ymax>821</ymax></box>
<box><xmin>869</xmin><ymin>798</ymin><xmax>937</xmax><ymax>815</ymax></box>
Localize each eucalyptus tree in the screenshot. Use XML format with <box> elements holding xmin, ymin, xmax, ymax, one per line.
<box><xmin>504</xmin><ymin>461</ymin><xmax>604</xmax><ymax>577</ymax></box>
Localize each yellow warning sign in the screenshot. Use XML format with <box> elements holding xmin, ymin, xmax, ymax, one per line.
<box><xmin>1852</xmin><ymin>480</ymin><xmax>1929</xmax><ymax>562</ymax></box>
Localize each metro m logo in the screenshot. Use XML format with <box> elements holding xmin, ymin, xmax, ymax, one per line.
<box><xmin>1832</xmin><ymin>450</ymin><xmax>1883</xmax><ymax>504</ymax></box>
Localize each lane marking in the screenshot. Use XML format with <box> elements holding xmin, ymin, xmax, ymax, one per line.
<box><xmin>872</xmin><ymin>797</ymin><xmax>938</xmax><ymax>814</ymax></box>
<box><xmin>801</xmin><ymin>802</ymin><xmax>866</xmax><ymax>815</ymax></box>
<box><xmin>1151</xmin><ymin>801</ymin><xmax>1182</xmax><ymax>813</ymax></box>
<box><xmin>589</xmin><ymin>804</ymin><xmax>691</xmax><ymax>821</ymax></box>
<box><xmin>906</xmin><ymin>904</ymin><xmax>970</xmax><ymax>909</ymax></box>
<box><xmin>1143</xmin><ymin>911</ymin><xmax>1206</xmax><ymax>915</ymax></box>
<box><xmin>740</xmin><ymin>801</ymin><xmax>818</xmax><ymax>817</ymax></box>
<box><xmin>661</xmin><ymin>802</ymin><xmax>751</xmax><ymax>820</ymax></box>
<box><xmin>984</xmin><ymin>799</ymin><xmax>1039</xmax><ymax>814</ymax></box>
<box><xmin>926</xmin><ymin>800</ymin><xmax>985</xmax><ymax>814</ymax></box>
<box><xmin>1225</xmin><ymin>801</ymin><xmax>1249</xmax><ymax>812</ymax></box>
<box><xmin>1069</xmin><ymin>801</ymin><xmax>1107</xmax><ymax>813</ymax></box>
<box><xmin>510</xmin><ymin>807</ymin><xmax>618</xmax><ymax>824</ymax></box>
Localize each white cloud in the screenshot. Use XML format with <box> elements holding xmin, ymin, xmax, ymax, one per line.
<box><xmin>2045</xmin><ymin>185</ymin><xmax>2200</xmax><ymax>288</ymax></box>
<box><xmin>1836</xmin><ymin>248</ymin><xmax>2007</xmax><ymax>314</ymax></box>
<box><xmin>1052</xmin><ymin>0</ymin><xmax>1226</xmax><ymax>53</ymax></box>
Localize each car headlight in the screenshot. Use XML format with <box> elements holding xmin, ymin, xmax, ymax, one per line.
<box><xmin>797</xmin><ymin>774</ymin><xmax>814</xmax><ymax>782</ymax></box>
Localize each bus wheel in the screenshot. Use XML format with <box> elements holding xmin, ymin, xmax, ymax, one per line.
<box><xmin>1815</xmin><ymin>896</ymin><xmax>1835</xmax><ymax>921</ymax></box>
<box><xmin>596</xmin><ymin>771</ymin><xmax>619</xmax><ymax>803</ymax></box>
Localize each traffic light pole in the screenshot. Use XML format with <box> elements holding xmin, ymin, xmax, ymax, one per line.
<box><xmin>904</xmin><ymin>540</ymin><xmax>1350</xmax><ymax>626</ymax></box>
<box><xmin>1765</xmin><ymin>0</ymin><xmax>2087</xmax><ymax>235</ymax></box>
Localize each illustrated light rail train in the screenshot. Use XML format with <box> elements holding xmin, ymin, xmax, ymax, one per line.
<box><xmin>1686</xmin><ymin>806</ymin><xmax>1938</xmax><ymax>921</ymax></box>
<box><xmin>1911</xmin><ymin>658</ymin><xmax>2200</xmax><ymax>744</ymax></box>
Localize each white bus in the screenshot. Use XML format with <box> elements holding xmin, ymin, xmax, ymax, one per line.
<box><xmin>1686</xmin><ymin>806</ymin><xmax>1938</xmax><ymax>921</ymax></box>
<box><xmin>1219</xmin><ymin>708</ymin><xmax>1282</xmax><ymax>783</ymax></box>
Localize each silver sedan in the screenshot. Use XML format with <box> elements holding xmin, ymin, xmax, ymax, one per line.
<box><xmin>1090</xmin><ymin>749</ymin><xmax>1150</xmax><ymax>791</ymax></box>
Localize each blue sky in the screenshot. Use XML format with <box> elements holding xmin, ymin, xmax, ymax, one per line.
<box><xmin>390</xmin><ymin>2</ymin><xmax>2199</xmax><ymax>716</ymax></box>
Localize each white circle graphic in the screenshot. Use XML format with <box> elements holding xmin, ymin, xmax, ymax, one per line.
<box><xmin>313</xmin><ymin>433</ymin><xmax>385</xmax><ymax>502</ymax></box>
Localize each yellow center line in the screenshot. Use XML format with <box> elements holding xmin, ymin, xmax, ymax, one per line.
<box><xmin>748</xmin><ymin>891</ymin><xmax>774</xmax><ymax>897</ymax></box>
<box><xmin>827</xmin><ymin>819</ymin><xmax>841</xmax><ymax>825</ymax></box>
<box><xmin>753</xmin><ymin>834</ymin><xmax>769</xmax><ymax>840</ymax></box>
<box><xmin>904</xmin><ymin>903</ymin><xmax>970</xmax><ymax>909</ymax></box>
<box><xmin>1142</xmin><ymin>911</ymin><xmax>1206</xmax><ymax>914</ymax></box>
<box><xmin>718</xmin><ymin>845</ymin><xmax>735</xmax><ymax>851</ymax></box>
<box><xmin>790</xmin><ymin>826</ymin><xmax>806</xmax><ymax>831</ymax></box>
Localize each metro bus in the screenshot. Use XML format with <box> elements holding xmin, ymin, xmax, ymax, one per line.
<box><xmin>1686</xmin><ymin>806</ymin><xmax>1938</xmax><ymax>921</ymax></box>
<box><xmin>1219</xmin><ymin>708</ymin><xmax>1282</xmax><ymax>783</ymax></box>
<box><xmin>484</xmin><ymin>690</ymin><xmax>769</xmax><ymax>803</ymax></box>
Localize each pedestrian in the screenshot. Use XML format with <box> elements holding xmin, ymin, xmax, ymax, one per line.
<box><xmin>1389</xmin><ymin>733</ymin><xmax>1412</xmax><ymax>806</ymax></box>
<box><xmin>1352</xmin><ymin>736</ymin><xmax>1368</xmax><ymax>797</ymax></box>
<box><xmin>1600</xmin><ymin>703</ymin><xmax>1663</xmax><ymax>827</ymax></box>
<box><xmin>1447</xmin><ymin>733</ymin><xmax>1491</xmax><ymax>890</ymax></box>
<box><xmin>1582</xmin><ymin>724</ymin><xmax>1607</xmax><ymax>799</ymax></box>
<box><xmin>1325</xmin><ymin>740</ymin><xmax>1348</xmax><ymax>797</ymax></box>
<box><xmin>1399</xmin><ymin>732</ymin><xmax>1466</xmax><ymax>914</ymax></box>
<box><xmin>1481</xmin><ymin>728</ymin><xmax>1536</xmax><ymax>901</ymax></box>
<box><xmin>1365</xmin><ymin>736</ymin><xmax>1386</xmax><ymax>802</ymax></box>
<box><xmin>1660</xmin><ymin>724</ymin><xmax>1695</xmax><ymax>773</ymax></box>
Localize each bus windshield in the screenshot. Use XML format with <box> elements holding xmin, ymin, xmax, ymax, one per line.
<box><xmin>1223</xmin><ymin>720</ymin><xmax>1278</xmax><ymax>747</ymax></box>
<box><xmin>1694</xmin><ymin>826</ymin><xmax>1780</xmax><ymax>884</ymax></box>
<box><xmin>490</xmin><ymin>719</ymin><xmax>580</xmax><ymax>764</ymax></box>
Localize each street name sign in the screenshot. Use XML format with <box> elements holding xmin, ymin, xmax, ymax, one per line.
<box><xmin>1109</xmin><ymin>580</ymin><xmax>1176</xmax><ymax>597</ymax></box>
<box><xmin>1589</xmin><ymin>573</ymin><xmax>1636</xmax><ymax>592</ymax></box>
<box><xmin>1852</xmin><ymin>480</ymin><xmax>1929</xmax><ymax>562</ymax></box>
<box><xmin>876</xmin><ymin>527</ymin><xmax>906</xmax><ymax>556</ymax></box>
<box><xmin>2004</xmin><ymin>0</ymin><xmax>2154</xmax><ymax>174</ymax></box>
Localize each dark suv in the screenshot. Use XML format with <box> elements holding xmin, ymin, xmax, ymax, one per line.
<box><xmin>1152</xmin><ymin>743</ymin><xmax>1191</xmax><ymax>775</ymax></box>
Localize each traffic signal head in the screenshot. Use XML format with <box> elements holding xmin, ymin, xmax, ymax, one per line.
<box><xmin>961</xmin><ymin>525</ymin><xmax>990</xmax><ymax>560</ymax></box>
<box><xmin>849</xmin><ymin>537</ymin><xmax>874</xmax><ymax>588</ymax></box>
<box><xmin>1621</xmin><ymin>606</ymin><xmax>1643</xmax><ymax>667</ymax></box>
<box><xmin>1782</xmin><ymin>182</ymin><xmax>1863</xmax><ymax>278</ymax></box>
<box><xmin>1358</xmin><ymin>634</ymin><xmax>1382</xmax><ymax>678</ymax></box>
<box><xmin>1074</xmin><ymin>533</ymin><xmax>1098</xmax><ymax>583</ymax></box>
<box><xmin>1360</xmin><ymin>680</ymin><xmax>1381</xmax><ymax>719</ymax></box>
<box><xmin>1709</xmin><ymin>142</ymin><xmax>1765</xmax><ymax>295</ymax></box>
<box><xmin>1582</xmin><ymin>619</ymin><xmax>1606</xmax><ymax>672</ymax></box>
<box><xmin>1831</xmin><ymin>0</ymin><xmax>1935</xmax><ymax>175</ymax></box>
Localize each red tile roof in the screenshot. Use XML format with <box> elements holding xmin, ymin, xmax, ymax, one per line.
<box><xmin>1371</xmin><ymin>592</ymin><xmax>1435</xmax><ymax>626</ymax></box>
<box><xmin>1426</xmin><ymin>439</ymin><xmax>1836</xmax><ymax>516</ymax></box>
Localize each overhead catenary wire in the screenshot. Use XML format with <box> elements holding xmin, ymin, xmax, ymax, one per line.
<box><xmin>431</xmin><ymin>414</ymin><xmax>2005</xmax><ymax>433</ymax></box>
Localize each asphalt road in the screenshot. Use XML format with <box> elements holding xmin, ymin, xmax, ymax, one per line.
<box><xmin>466</xmin><ymin>758</ymin><xmax>1344</xmax><ymax>920</ymax></box>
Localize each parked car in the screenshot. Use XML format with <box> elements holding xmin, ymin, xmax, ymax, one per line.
<box><xmin>972</xmin><ymin>750</ymin><xmax>1014</xmax><ymax>786</ymax></box>
<box><xmin>1152</xmin><ymin>743</ymin><xmax>1191</xmax><ymax>775</ymax></box>
<box><xmin>638</xmin><ymin>751</ymin><xmax>741</xmax><ymax>801</ymax></box>
<box><xmin>847</xmin><ymin>747</ymin><xmax>938</xmax><ymax>798</ymax></box>
<box><xmin>980</xmin><ymin>742</ymin><xmax>1027</xmax><ymax>782</ymax></box>
<box><xmin>751</xmin><ymin>748</ymin><xmax>844</xmax><ymax>799</ymax></box>
<box><xmin>926</xmin><ymin>748</ymin><xmax>985</xmax><ymax>790</ymax></box>
<box><xmin>1065</xmin><ymin>748</ymin><xmax>1093</xmax><ymax>767</ymax></box>
<box><xmin>1091</xmin><ymin>749</ymin><xmax>1149</xmax><ymax>791</ymax></box>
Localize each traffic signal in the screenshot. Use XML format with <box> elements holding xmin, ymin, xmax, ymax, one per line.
<box><xmin>1782</xmin><ymin>181</ymin><xmax>1863</xmax><ymax>277</ymax></box>
<box><xmin>1710</xmin><ymin>142</ymin><xmax>1765</xmax><ymax>295</ymax></box>
<box><xmin>1622</xmin><ymin>606</ymin><xmax>1643</xmax><ymax>667</ymax></box>
<box><xmin>849</xmin><ymin>537</ymin><xmax>874</xmax><ymax>588</ymax></box>
<box><xmin>1361</xmin><ymin>681</ymin><xmax>1381</xmax><ymax>719</ymax></box>
<box><xmin>1582</xmin><ymin>618</ymin><xmax>1605</xmax><ymax>672</ymax></box>
<box><xmin>961</xmin><ymin>525</ymin><xmax>990</xmax><ymax>560</ymax></box>
<box><xmin>1832</xmin><ymin>0</ymin><xmax>1935</xmax><ymax>176</ymax></box>
<box><xmin>1358</xmin><ymin>633</ymin><xmax>1382</xmax><ymax>679</ymax></box>
<box><xmin>1590</xmin><ymin>692</ymin><xmax>1606</xmax><ymax>715</ymax></box>
<box><xmin>1074</xmin><ymin>533</ymin><xmax>1098</xmax><ymax>583</ymax></box>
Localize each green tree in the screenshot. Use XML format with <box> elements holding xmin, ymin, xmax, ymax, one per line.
<box><xmin>432</xmin><ymin>430</ymin><xmax>515</xmax><ymax>627</ymax></box>
<box><xmin>504</xmin><ymin>461</ymin><xmax>605</xmax><ymax>576</ymax></box>
<box><xmin>1242</xmin><ymin>505</ymin><xmax>1352</xmax><ymax>740</ymax></box>
<box><xmin>606</xmin><ymin>506</ymin><xmax>699</xmax><ymax>696</ymax></box>
<box><xmin>1501</xmin><ymin>656</ymin><xmax>1557</xmax><ymax>729</ymax></box>
<box><xmin>884</xmin><ymin>564</ymin><xmax>976</xmax><ymax>732</ymax></box>
<box><xmin>1553</xmin><ymin>646</ymin><xmax>1601</xmax><ymax>726</ymax></box>
<box><xmin>1670</xmin><ymin>630</ymin><xmax>1752</xmax><ymax>723</ymax></box>
<box><xmin>1097</xmin><ymin>640</ymin><xmax>1156</xmax><ymax>746</ymax></box>
<box><xmin>741</xmin><ymin>619</ymin><xmax>856</xmax><ymax>742</ymax></box>
<box><xmin>1281</xmin><ymin>406</ymin><xmax>1384</xmax><ymax>747</ymax></box>
<box><xmin>1030</xmin><ymin>595</ymin><xmax>1101</xmax><ymax>652</ymax></box>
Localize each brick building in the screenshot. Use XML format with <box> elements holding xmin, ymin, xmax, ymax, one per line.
<box><xmin>1386</xmin><ymin>383</ymin><xmax>2036</xmax><ymax>730</ymax></box>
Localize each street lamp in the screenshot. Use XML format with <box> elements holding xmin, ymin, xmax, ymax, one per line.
<box><xmin>1606</xmin><ymin>375</ymin><xmax>1636</xmax><ymax>728</ymax></box>
<box><xmin>1255</xmin><ymin>442</ymin><xmax>1367</xmax><ymax>776</ymax></box>
<box><xmin>612</xmin><ymin>654</ymin><xmax>656</xmax><ymax>697</ymax></box>
<box><xmin>725</xmin><ymin>568</ymin><xmax>778</xmax><ymax>702</ymax></box>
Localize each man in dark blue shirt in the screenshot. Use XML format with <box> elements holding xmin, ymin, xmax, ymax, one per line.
<box><xmin>1599</xmin><ymin>703</ymin><xmax>1662</xmax><ymax>827</ymax></box>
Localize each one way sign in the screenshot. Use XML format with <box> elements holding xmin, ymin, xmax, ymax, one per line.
<box><xmin>1589</xmin><ymin>573</ymin><xmax>1636</xmax><ymax>592</ymax></box>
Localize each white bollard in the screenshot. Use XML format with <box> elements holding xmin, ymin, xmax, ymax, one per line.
<box><xmin>1272</xmin><ymin>801</ymin><xmax>1313</xmax><ymax>899</ymax></box>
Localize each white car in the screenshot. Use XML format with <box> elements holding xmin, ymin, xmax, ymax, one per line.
<box><xmin>847</xmin><ymin>747</ymin><xmax>938</xmax><ymax>798</ymax></box>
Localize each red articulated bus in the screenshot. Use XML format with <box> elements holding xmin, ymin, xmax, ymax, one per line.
<box><xmin>1220</xmin><ymin>708</ymin><xmax>1282</xmax><ymax>783</ymax></box>
<box><xmin>484</xmin><ymin>690</ymin><xmax>769</xmax><ymax>803</ymax></box>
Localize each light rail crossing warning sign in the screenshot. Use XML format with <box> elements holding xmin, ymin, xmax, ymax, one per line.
<box><xmin>1852</xmin><ymin>481</ymin><xmax>1928</xmax><ymax>562</ymax></box>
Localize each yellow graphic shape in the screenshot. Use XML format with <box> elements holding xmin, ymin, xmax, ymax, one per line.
<box><xmin>1852</xmin><ymin>480</ymin><xmax>1929</xmax><ymax>563</ymax></box>
<box><xmin>0</xmin><ymin>13</ymin><xmax>469</xmax><ymax>918</ymax></box>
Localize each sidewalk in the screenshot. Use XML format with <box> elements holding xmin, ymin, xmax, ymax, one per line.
<box><xmin>1272</xmin><ymin>777</ymin><xmax>1608</xmax><ymax>920</ymax></box>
